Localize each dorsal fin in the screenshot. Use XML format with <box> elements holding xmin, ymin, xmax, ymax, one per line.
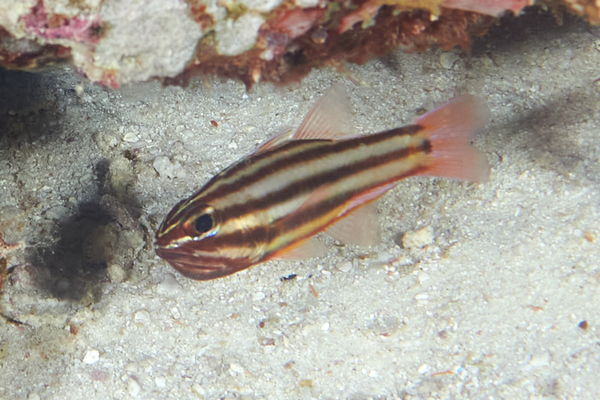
<box><xmin>293</xmin><ymin>84</ymin><xmax>356</xmax><ymax>140</ymax></box>
<box><xmin>254</xmin><ymin>126</ymin><xmax>295</xmax><ymax>153</ymax></box>
<box><xmin>253</xmin><ymin>85</ymin><xmax>355</xmax><ymax>154</ymax></box>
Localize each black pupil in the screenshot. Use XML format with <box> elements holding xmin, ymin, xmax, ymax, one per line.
<box><xmin>195</xmin><ymin>214</ymin><xmax>213</xmax><ymax>233</ymax></box>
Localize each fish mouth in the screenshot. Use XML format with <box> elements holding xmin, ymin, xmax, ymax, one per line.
<box><xmin>155</xmin><ymin>246</ymin><xmax>203</xmax><ymax>270</ymax></box>
<box><xmin>154</xmin><ymin>246</ymin><xmax>248</xmax><ymax>281</ymax></box>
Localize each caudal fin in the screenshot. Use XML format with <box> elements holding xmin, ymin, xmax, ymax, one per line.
<box><xmin>414</xmin><ymin>95</ymin><xmax>490</xmax><ymax>182</ymax></box>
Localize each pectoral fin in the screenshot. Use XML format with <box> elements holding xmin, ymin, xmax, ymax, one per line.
<box><xmin>325</xmin><ymin>203</ymin><xmax>381</xmax><ymax>247</ymax></box>
<box><xmin>270</xmin><ymin>238</ymin><xmax>328</xmax><ymax>261</ymax></box>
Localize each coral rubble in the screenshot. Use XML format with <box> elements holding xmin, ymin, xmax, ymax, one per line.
<box><xmin>0</xmin><ymin>0</ymin><xmax>597</xmax><ymax>87</ymax></box>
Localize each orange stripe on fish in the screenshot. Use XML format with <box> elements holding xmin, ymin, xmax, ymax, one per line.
<box><xmin>155</xmin><ymin>85</ymin><xmax>489</xmax><ymax>280</ymax></box>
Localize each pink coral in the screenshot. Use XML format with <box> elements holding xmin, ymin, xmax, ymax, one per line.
<box><xmin>273</xmin><ymin>8</ymin><xmax>325</xmax><ymax>39</ymax></box>
<box><xmin>22</xmin><ymin>0</ymin><xmax>102</xmax><ymax>44</ymax></box>
<box><xmin>441</xmin><ymin>0</ymin><xmax>532</xmax><ymax>16</ymax></box>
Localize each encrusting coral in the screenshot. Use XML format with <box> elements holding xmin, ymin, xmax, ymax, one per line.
<box><xmin>0</xmin><ymin>0</ymin><xmax>597</xmax><ymax>87</ymax></box>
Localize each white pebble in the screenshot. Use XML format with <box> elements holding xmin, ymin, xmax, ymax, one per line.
<box><xmin>301</xmin><ymin>324</ymin><xmax>315</xmax><ymax>336</ymax></box>
<box><xmin>229</xmin><ymin>362</ymin><xmax>245</xmax><ymax>375</ymax></box>
<box><xmin>336</xmin><ymin>261</ymin><xmax>353</xmax><ymax>272</ymax></box>
<box><xmin>123</xmin><ymin>132</ymin><xmax>139</xmax><ymax>142</ymax></box>
<box><xmin>153</xmin><ymin>156</ymin><xmax>185</xmax><ymax>179</ymax></box>
<box><xmin>155</xmin><ymin>377</ymin><xmax>166</xmax><ymax>388</ymax></box>
<box><xmin>402</xmin><ymin>226</ymin><xmax>434</xmax><ymax>249</ymax></box>
<box><xmin>125</xmin><ymin>362</ymin><xmax>139</xmax><ymax>373</ymax></box>
<box><xmin>83</xmin><ymin>349</ymin><xmax>100</xmax><ymax>364</ymax></box>
<box><xmin>529</xmin><ymin>352</ymin><xmax>550</xmax><ymax>367</ymax></box>
<box><xmin>107</xmin><ymin>263</ymin><xmax>126</xmax><ymax>283</ymax></box>
<box><xmin>128</xmin><ymin>379</ymin><xmax>141</xmax><ymax>397</ymax></box>
<box><xmin>191</xmin><ymin>383</ymin><xmax>206</xmax><ymax>395</ymax></box>
<box><xmin>134</xmin><ymin>310</ymin><xmax>151</xmax><ymax>324</ymax></box>
<box><xmin>440</xmin><ymin>51</ymin><xmax>460</xmax><ymax>69</ymax></box>
<box><xmin>321</xmin><ymin>322</ymin><xmax>330</xmax><ymax>331</ymax></box>
<box><xmin>253</xmin><ymin>292</ymin><xmax>266</xmax><ymax>301</ymax></box>
<box><xmin>155</xmin><ymin>274</ymin><xmax>182</xmax><ymax>296</ymax></box>
<box><xmin>44</xmin><ymin>205</ymin><xmax>69</xmax><ymax>221</ymax></box>
<box><xmin>417</xmin><ymin>271</ymin><xmax>430</xmax><ymax>283</ymax></box>
<box><xmin>170</xmin><ymin>307</ymin><xmax>181</xmax><ymax>319</ymax></box>
<box><xmin>418</xmin><ymin>364</ymin><xmax>430</xmax><ymax>374</ymax></box>
<box><xmin>415</xmin><ymin>292</ymin><xmax>429</xmax><ymax>300</ymax></box>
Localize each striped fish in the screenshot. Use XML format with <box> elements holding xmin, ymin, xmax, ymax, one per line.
<box><xmin>155</xmin><ymin>86</ymin><xmax>489</xmax><ymax>280</ymax></box>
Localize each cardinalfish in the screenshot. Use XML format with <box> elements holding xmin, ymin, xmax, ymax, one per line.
<box><xmin>155</xmin><ymin>86</ymin><xmax>490</xmax><ymax>280</ymax></box>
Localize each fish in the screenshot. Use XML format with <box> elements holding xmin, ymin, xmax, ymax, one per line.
<box><xmin>155</xmin><ymin>86</ymin><xmax>490</xmax><ymax>280</ymax></box>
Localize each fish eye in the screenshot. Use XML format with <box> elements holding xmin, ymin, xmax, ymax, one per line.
<box><xmin>194</xmin><ymin>213</ymin><xmax>213</xmax><ymax>233</ymax></box>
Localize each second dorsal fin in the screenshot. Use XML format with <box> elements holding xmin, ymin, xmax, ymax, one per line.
<box><xmin>254</xmin><ymin>84</ymin><xmax>357</xmax><ymax>154</ymax></box>
<box><xmin>254</xmin><ymin>126</ymin><xmax>295</xmax><ymax>153</ymax></box>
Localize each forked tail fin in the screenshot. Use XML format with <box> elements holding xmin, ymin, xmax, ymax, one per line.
<box><xmin>414</xmin><ymin>95</ymin><xmax>490</xmax><ymax>182</ymax></box>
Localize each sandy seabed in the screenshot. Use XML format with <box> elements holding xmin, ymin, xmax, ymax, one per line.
<box><xmin>1</xmin><ymin>11</ymin><xmax>599</xmax><ymax>400</ymax></box>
